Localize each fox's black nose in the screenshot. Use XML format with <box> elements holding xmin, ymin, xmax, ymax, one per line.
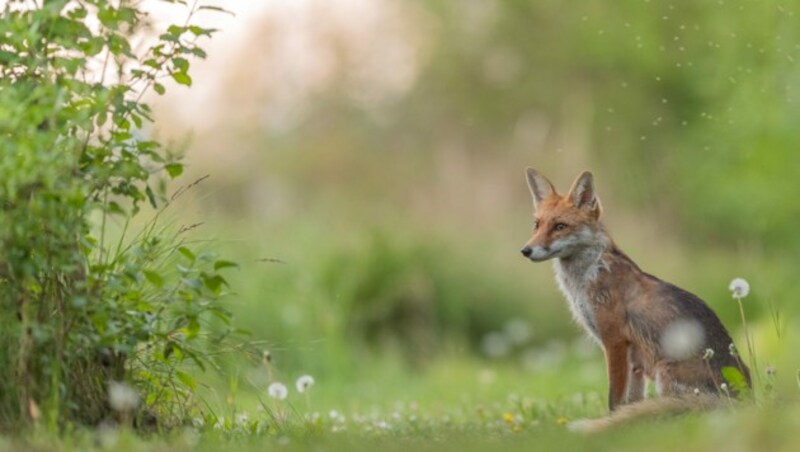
<box><xmin>520</xmin><ymin>246</ymin><xmax>532</xmax><ymax>257</ymax></box>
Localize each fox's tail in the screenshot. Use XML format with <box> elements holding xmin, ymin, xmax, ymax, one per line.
<box><xmin>567</xmin><ymin>394</ymin><xmax>724</xmax><ymax>433</ymax></box>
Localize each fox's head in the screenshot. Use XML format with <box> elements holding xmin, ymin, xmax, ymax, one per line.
<box><xmin>520</xmin><ymin>169</ymin><xmax>608</xmax><ymax>262</ymax></box>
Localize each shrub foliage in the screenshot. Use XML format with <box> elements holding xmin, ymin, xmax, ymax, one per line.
<box><xmin>0</xmin><ymin>0</ymin><xmax>233</xmax><ymax>429</ymax></box>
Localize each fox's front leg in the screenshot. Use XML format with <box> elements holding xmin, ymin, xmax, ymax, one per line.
<box><xmin>625</xmin><ymin>346</ymin><xmax>646</xmax><ymax>404</ymax></box>
<box><xmin>604</xmin><ymin>341</ymin><xmax>630</xmax><ymax>411</ymax></box>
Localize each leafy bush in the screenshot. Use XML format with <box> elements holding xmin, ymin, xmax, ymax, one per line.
<box><xmin>318</xmin><ymin>230</ymin><xmax>538</xmax><ymax>365</ymax></box>
<box><xmin>0</xmin><ymin>0</ymin><xmax>235</xmax><ymax>429</ymax></box>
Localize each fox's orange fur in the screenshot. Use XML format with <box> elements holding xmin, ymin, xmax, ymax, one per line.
<box><xmin>520</xmin><ymin>168</ymin><xmax>750</xmax><ymax>432</ymax></box>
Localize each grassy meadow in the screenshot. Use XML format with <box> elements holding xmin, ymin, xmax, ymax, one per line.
<box><xmin>4</xmin><ymin>0</ymin><xmax>800</xmax><ymax>450</ymax></box>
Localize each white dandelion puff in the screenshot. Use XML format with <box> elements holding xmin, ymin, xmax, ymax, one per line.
<box><xmin>660</xmin><ymin>319</ymin><xmax>705</xmax><ymax>360</ymax></box>
<box><xmin>481</xmin><ymin>332</ymin><xmax>510</xmax><ymax>358</ymax></box>
<box><xmin>329</xmin><ymin>410</ymin><xmax>345</xmax><ymax>423</ymax></box>
<box><xmin>268</xmin><ymin>382</ymin><xmax>288</xmax><ymax>400</ymax></box>
<box><xmin>504</xmin><ymin>319</ymin><xmax>533</xmax><ymax>345</ymax></box>
<box><xmin>693</xmin><ymin>388</ymin><xmax>700</xmax><ymax>395</ymax></box>
<box><xmin>729</xmin><ymin>278</ymin><xmax>750</xmax><ymax>299</ymax></box>
<box><xmin>108</xmin><ymin>381</ymin><xmax>139</xmax><ymax>412</ymax></box>
<box><xmin>296</xmin><ymin>375</ymin><xmax>315</xmax><ymax>393</ymax></box>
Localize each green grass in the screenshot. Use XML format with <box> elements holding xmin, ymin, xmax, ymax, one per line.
<box><xmin>10</xmin><ymin>354</ymin><xmax>800</xmax><ymax>451</ymax></box>
<box><xmin>44</xmin><ymin>191</ymin><xmax>800</xmax><ymax>451</ymax></box>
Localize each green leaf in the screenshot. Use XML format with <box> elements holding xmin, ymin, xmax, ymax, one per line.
<box><xmin>202</xmin><ymin>274</ymin><xmax>227</xmax><ymax>293</ymax></box>
<box><xmin>176</xmin><ymin>370</ymin><xmax>198</xmax><ymax>390</ymax></box>
<box><xmin>167</xmin><ymin>25</ymin><xmax>186</xmax><ymax>37</ymax></box>
<box><xmin>153</xmin><ymin>82</ymin><xmax>166</xmax><ymax>95</ymax></box>
<box><xmin>189</xmin><ymin>47</ymin><xmax>208</xmax><ymax>59</ymax></box>
<box><xmin>178</xmin><ymin>246</ymin><xmax>196</xmax><ymax>261</ymax></box>
<box><xmin>143</xmin><ymin>270</ymin><xmax>164</xmax><ymax>288</ymax></box>
<box><xmin>163</xmin><ymin>342</ymin><xmax>175</xmax><ymax>360</ymax></box>
<box><xmin>165</xmin><ymin>162</ymin><xmax>183</xmax><ymax>178</ymax></box>
<box><xmin>188</xmin><ymin>26</ymin><xmax>217</xmax><ymax>37</ymax></box>
<box><xmin>145</xmin><ymin>185</ymin><xmax>158</xmax><ymax>208</ymax></box>
<box><xmin>722</xmin><ymin>366</ymin><xmax>751</xmax><ymax>397</ymax></box>
<box><xmin>143</xmin><ymin>58</ymin><xmax>160</xmax><ymax>69</ymax></box>
<box><xmin>171</xmin><ymin>72</ymin><xmax>192</xmax><ymax>86</ymax></box>
<box><xmin>198</xmin><ymin>5</ymin><xmax>235</xmax><ymax>16</ymax></box>
<box><xmin>214</xmin><ymin>260</ymin><xmax>238</xmax><ymax>271</ymax></box>
<box><xmin>172</xmin><ymin>57</ymin><xmax>189</xmax><ymax>72</ymax></box>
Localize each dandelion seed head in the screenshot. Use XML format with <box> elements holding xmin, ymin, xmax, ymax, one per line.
<box><xmin>693</xmin><ymin>388</ymin><xmax>700</xmax><ymax>395</ymax></box>
<box><xmin>481</xmin><ymin>332</ymin><xmax>510</xmax><ymax>358</ymax></box>
<box><xmin>661</xmin><ymin>319</ymin><xmax>705</xmax><ymax>360</ymax></box>
<box><xmin>296</xmin><ymin>375</ymin><xmax>315</xmax><ymax>393</ymax></box>
<box><xmin>729</xmin><ymin>278</ymin><xmax>750</xmax><ymax>299</ymax></box>
<box><xmin>268</xmin><ymin>382</ymin><xmax>288</xmax><ymax>400</ymax></box>
<box><xmin>108</xmin><ymin>381</ymin><xmax>139</xmax><ymax>412</ymax></box>
<box><xmin>504</xmin><ymin>319</ymin><xmax>533</xmax><ymax>344</ymax></box>
<box><xmin>720</xmin><ymin>383</ymin><xmax>728</xmax><ymax>391</ymax></box>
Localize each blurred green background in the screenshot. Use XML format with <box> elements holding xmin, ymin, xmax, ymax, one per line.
<box><xmin>145</xmin><ymin>0</ymin><xmax>799</xmax><ymax>415</ymax></box>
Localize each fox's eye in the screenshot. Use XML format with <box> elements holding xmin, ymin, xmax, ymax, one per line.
<box><xmin>554</xmin><ymin>223</ymin><xmax>567</xmax><ymax>231</ymax></box>
<box><xmin>533</xmin><ymin>220</ymin><xmax>540</xmax><ymax>230</ymax></box>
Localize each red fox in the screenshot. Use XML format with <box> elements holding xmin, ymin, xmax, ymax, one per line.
<box><xmin>520</xmin><ymin>168</ymin><xmax>751</xmax><ymax>432</ymax></box>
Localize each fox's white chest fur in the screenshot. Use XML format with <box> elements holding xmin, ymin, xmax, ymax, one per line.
<box><xmin>553</xmin><ymin>247</ymin><xmax>608</xmax><ymax>342</ymax></box>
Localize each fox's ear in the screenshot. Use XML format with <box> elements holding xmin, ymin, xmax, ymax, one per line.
<box><xmin>567</xmin><ymin>171</ymin><xmax>601</xmax><ymax>217</ymax></box>
<box><xmin>525</xmin><ymin>167</ymin><xmax>556</xmax><ymax>209</ymax></box>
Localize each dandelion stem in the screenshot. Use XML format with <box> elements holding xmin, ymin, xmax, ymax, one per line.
<box><xmin>736</xmin><ymin>296</ymin><xmax>760</xmax><ymax>388</ymax></box>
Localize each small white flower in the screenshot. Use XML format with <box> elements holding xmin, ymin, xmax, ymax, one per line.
<box><xmin>268</xmin><ymin>382</ymin><xmax>288</xmax><ymax>400</ymax></box>
<box><xmin>702</xmin><ymin>348</ymin><xmax>715</xmax><ymax>360</ymax></box>
<box><xmin>296</xmin><ymin>375</ymin><xmax>315</xmax><ymax>393</ymax></box>
<box><xmin>108</xmin><ymin>381</ymin><xmax>139</xmax><ymax>412</ymax></box>
<box><xmin>729</xmin><ymin>278</ymin><xmax>750</xmax><ymax>299</ymax></box>
<box><xmin>720</xmin><ymin>383</ymin><xmax>728</xmax><ymax>391</ymax></box>
<box><xmin>693</xmin><ymin>388</ymin><xmax>700</xmax><ymax>395</ymax></box>
<box><xmin>329</xmin><ymin>410</ymin><xmax>345</xmax><ymax>423</ymax></box>
<box><xmin>213</xmin><ymin>418</ymin><xmax>225</xmax><ymax>430</ymax></box>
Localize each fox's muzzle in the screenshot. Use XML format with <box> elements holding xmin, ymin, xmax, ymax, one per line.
<box><xmin>520</xmin><ymin>245</ymin><xmax>552</xmax><ymax>262</ymax></box>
